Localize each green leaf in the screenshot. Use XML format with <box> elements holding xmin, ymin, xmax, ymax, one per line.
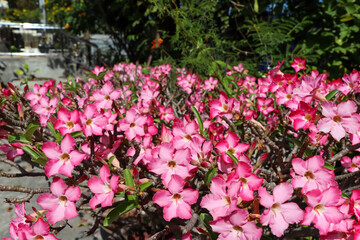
<box><xmin>69</xmin><ymin>131</ymin><xmax>83</xmax><ymax>138</ymax></box>
<box><xmin>108</xmin><ymin>156</ymin><xmax>115</xmax><ymax>165</ymax></box>
<box><xmin>191</xmin><ymin>106</ymin><xmax>203</xmax><ymax>135</ymax></box>
<box><xmin>204</xmin><ymin>168</ymin><xmax>217</xmax><ymax>187</ymax></box>
<box><xmin>103</xmin><ymin>200</ymin><xmax>136</xmax><ymax>226</ymax></box>
<box><xmin>139</xmin><ymin>182</ymin><xmax>152</xmax><ymax>192</ymax></box>
<box><xmin>226</xmin><ymin>151</ymin><xmax>238</xmax><ymax>165</ymax></box>
<box><xmin>254</xmin><ymin>0</ymin><xmax>259</xmax><ymax>13</ymax></box>
<box><xmin>325</xmin><ymin>89</ymin><xmax>339</xmax><ymax>101</ymax></box>
<box><xmin>47</xmin><ymin>122</ymin><xmax>62</xmax><ymax>144</ymax></box>
<box><xmin>124</xmin><ymin>169</ymin><xmax>135</xmax><ymax>187</ymax></box>
<box><xmin>14</xmin><ymin>69</ymin><xmax>24</xmax><ymax>76</ymax></box>
<box><xmin>200</xmin><ymin>213</ymin><xmax>219</xmax><ymax>240</ymax></box>
<box><xmin>21</xmin><ymin>146</ymin><xmax>46</xmax><ymax>166</ymax></box>
<box><xmin>342</xmin><ymin>192</ymin><xmax>350</xmax><ymax>199</ymax></box>
<box><xmin>24</xmin><ymin>122</ymin><xmax>41</xmax><ymax>141</ymax></box>
<box><xmin>8</xmin><ymin>134</ymin><xmax>32</xmax><ymax>144</ymax></box>
<box><xmin>323</xmin><ymin>162</ymin><xmax>334</xmax><ymax>170</ymax></box>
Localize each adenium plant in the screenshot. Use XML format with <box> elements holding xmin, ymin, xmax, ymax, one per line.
<box><xmin>1</xmin><ymin>58</ymin><xmax>360</xmax><ymax>239</ymax></box>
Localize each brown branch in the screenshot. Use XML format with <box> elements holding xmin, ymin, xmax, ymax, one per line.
<box><xmin>222</xmin><ymin>116</ymin><xmax>242</xmax><ymax>141</ymax></box>
<box><xmin>5</xmin><ymin>192</ymin><xmax>35</xmax><ymax>203</ymax></box>
<box><xmin>328</xmin><ymin>142</ymin><xmax>360</xmax><ymax>164</ymax></box>
<box><xmin>0</xmin><ymin>185</ymin><xmax>50</xmax><ymax>194</ymax></box>
<box><xmin>0</xmin><ymin>171</ymin><xmax>45</xmax><ymax>178</ymax></box>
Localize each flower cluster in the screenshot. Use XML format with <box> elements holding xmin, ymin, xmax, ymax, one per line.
<box><xmin>2</xmin><ymin>58</ymin><xmax>360</xmax><ymax>239</ymax></box>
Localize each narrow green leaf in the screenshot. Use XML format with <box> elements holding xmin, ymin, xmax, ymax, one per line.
<box><xmin>108</xmin><ymin>156</ymin><xmax>115</xmax><ymax>165</ymax></box>
<box><xmin>254</xmin><ymin>0</ymin><xmax>259</xmax><ymax>13</ymax></box>
<box><xmin>200</xmin><ymin>213</ymin><xmax>219</xmax><ymax>240</ymax></box>
<box><xmin>24</xmin><ymin>121</ymin><xmax>41</xmax><ymax>141</ymax></box>
<box><xmin>226</xmin><ymin>151</ymin><xmax>239</xmax><ymax>165</ymax></box>
<box><xmin>103</xmin><ymin>200</ymin><xmax>136</xmax><ymax>226</ymax></box>
<box><xmin>325</xmin><ymin>89</ymin><xmax>339</xmax><ymax>101</ymax></box>
<box><xmin>21</xmin><ymin>146</ymin><xmax>46</xmax><ymax>166</ymax></box>
<box><xmin>323</xmin><ymin>162</ymin><xmax>334</xmax><ymax>170</ymax></box>
<box><xmin>8</xmin><ymin>134</ymin><xmax>32</xmax><ymax>144</ymax></box>
<box><xmin>124</xmin><ymin>169</ymin><xmax>135</xmax><ymax>187</ymax></box>
<box><xmin>69</xmin><ymin>131</ymin><xmax>83</xmax><ymax>138</ymax></box>
<box><xmin>204</xmin><ymin>168</ymin><xmax>217</xmax><ymax>187</ymax></box>
<box><xmin>47</xmin><ymin>122</ymin><xmax>62</xmax><ymax>144</ymax></box>
<box><xmin>139</xmin><ymin>182</ymin><xmax>152</xmax><ymax>192</ymax></box>
<box><xmin>191</xmin><ymin>106</ymin><xmax>203</xmax><ymax>135</ymax></box>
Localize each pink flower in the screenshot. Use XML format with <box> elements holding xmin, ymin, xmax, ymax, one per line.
<box><xmin>32</xmin><ymin>96</ymin><xmax>58</xmax><ymax>126</ymax></box>
<box><xmin>153</xmin><ymin>174</ymin><xmax>198</xmax><ymax>221</ymax></box>
<box><xmin>203</xmin><ymin>77</ymin><xmax>218</xmax><ymax>91</ymax></box>
<box><xmin>341</xmin><ymin>156</ymin><xmax>360</xmax><ymax>172</ymax></box>
<box><xmin>37</xmin><ymin>177</ymin><xmax>81</xmax><ymax>225</ymax></box>
<box><xmin>209</xmin><ymin>92</ymin><xmax>234</xmax><ymax>119</ymax></box>
<box><xmin>289</xmin><ymin>101</ymin><xmax>317</xmax><ymax>131</ymax></box>
<box><xmin>92</xmin><ymin>81</ymin><xmax>121</xmax><ymax>110</ymax></box>
<box><xmin>80</xmin><ymin>104</ymin><xmax>108</xmax><ymax>137</ymax></box>
<box><xmin>25</xmin><ymin>84</ymin><xmax>47</xmax><ymax>106</ymax></box>
<box><xmin>257</xmin><ymin>98</ymin><xmax>274</xmax><ymax>116</ymax></box>
<box><xmin>227</xmin><ymin>161</ymin><xmax>263</xmax><ymax>201</ymax></box>
<box><xmin>88</xmin><ymin>164</ymin><xmax>119</xmax><ymax>209</ymax></box>
<box><xmin>91</xmin><ymin>65</ymin><xmax>105</xmax><ymax>76</ymax></box>
<box><xmin>43</xmin><ymin>134</ymin><xmax>86</xmax><ymax>177</ymax></box>
<box><xmin>210</xmin><ymin>209</ymin><xmax>262</xmax><ymax>240</ymax></box>
<box><xmin>291</xmin><ymin>57</ymin><xmax>306</xmax><ymax>72</ymax></box>
<box><xmin>302</xmin><ymin>187</ymin><xmax>344</xmax><ymax>235</ymax></box>
<box><xmin>22</xmin><ymin>218</ymin><xmax>60</xmax><ymax>240</ymax></box>
<box><xmin>338</xmin><ymin>70</ymin><xmax>360</xmax><ymax>95</ymax></box>
<box><xmin>200</xmin><ymin>175</ymin><xmax>238</xmax><ymax>220</ymax></box>
<box><xmin>53</xmin><ymin>108</ymin><xmax>81</xmax><ymax>135</ymax></box>
<box><xmin>259</xmin><ymin>182</ymin><xmax>304</xmax><ymax>237</ymax></box>
<box><xmin>215</xmin><ymin>132</ymin><xmax>249</xmax><ymax>164</ymax></box>
<box><xmin>159</xmin><ymin>106</ymin><xmax>175</xmax><ymax>123</ymax></box>
<box><xmin>118</xmin><ymin>108</ymin><xmax>147</xmax><ymax>140</ymax></box>
<box><xmin>291</xmin><ymin>155</ymin><xmax>335</xmax><ymax>193</ymax></box>
<box><xmin>172</xmin><ymin>120</ymin><xmax>204</xmax><ymax>150</ymax></box>
<box><xmin>318</xmin><ymin>101</ymin><xmax>360</xmax><ymax>141</ymax></box>
<box><xmin>351</xmin><ymin>189</ymin><xmax>360</xmax><ymax>221</ymax></box>
<box><xmin>148</xmin><ymin>143</ymin><xmax>192</xmax><ymax>186</ymax></box>
<box><xmin>0</xmin><ymin>143</ymin><xmax>24</xmax><ymax>161</ymax></box>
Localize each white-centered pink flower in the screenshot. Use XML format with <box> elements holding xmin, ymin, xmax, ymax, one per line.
<box><xmin>92</xmin><ymin>81</ymin><xmax>121</xmax><ymax>110</ymax></box>
<box><xmin>37</xmin><ymin>177</ymin><xmax>81</xmax><ymax>225</ymax></box>
<box><xmin>317</xmin><ymin>101</ymin><xmax>360</xmax><ymax>141</ymax></box>
<box><xmin>53</xmin><ymin>108</ymin><xmax>81</xmax><ymax>135</ymax></box>
<box><xmin>259</xmin><ymin>182</ymin><xmax>304</xmax><ymax>237</ymax></box>
<box><xmin>80</xmin><ymin>104</ymin><xmax>108</xmax><ymax>137</ymax></box>
<box><xmin>42</xmin><ymin>134</ymin><xmax>86</xmax><ymax>177</ymax></box>
<box><xmin>210</xmin><ymin>209</ymin><xmax>263</xmax><ymax>240</ymax></box>
<box><xmin>153</xmin><ymin>174</ymin><xmax>198</xmax><ymax>221</ymax></box>
<box><xmin>88</xmin><ymin>164</ymin><xmax>119</xmax><ymax>209</ymax></box>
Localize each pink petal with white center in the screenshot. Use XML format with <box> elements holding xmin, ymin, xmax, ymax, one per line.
<box><xmin>173</xmin><ymin>149</ymin><xmax>190</xmax><ymax>164</ymax></box>
<box><xmin>36</xmin><ymin>193</ymin><xmax>58</xmax><ymax>210</ymax></box>
<box><xmin>42</xmin><ymin>142</ymin><xmax>61</xmax><ymax>159</ymax></box>
<box><xmin>110</xmin><ymin>175</ymin><xmax>120</xmax><ymax>192</ymax></box>
<box><xmin>323</xmin><ymin>207</ymin><xmax>343</xmax><ymax>224</ymax></box>
<box><xmin>46</xmin><ymin>205</ymin><xmax>66</xmax><ymax>225</ymax></box>
<box><xmin>64</xmin><ymin>201</ymin><xmax>78</xmax><ymax>220</ymax></box>
<box><xmin>281</xmin><ymin>202</ymin><xmax>304</xmax><ymax>224</ymax></box>
<box><xmin>321</xmin><ymin>102</ymin><xmax>336</xmax><ymax>118</ymax></box>
<box><xmin>69</xmin><ymin>150</ymin><xmax>86</xmax><ymax>166</ymax></box>
<box><xmin>210</xmin><ymin>219</ymin><xmax>233</xmax><ymax>234</ymax></box>
<box><xmin>292</xmin><ymin>158</ymin><xmax>307</xmax><ymax>175</ymax></box>
<box><xmin>209</xmin><ymin>177</ymin><xmax>227</xmax><ymax>196</ymax></box>
<box><xmin>89</xmin><ymin>195</ymin><xmax>102</xmax><ymax>209</ymax></box>
<box><xmin>59</xmin><ymin>162</ymin><xmax>74</xmax><ymax>177</ymax></box>
<box><xmin>338</xmin><ymin>101</ymin><xmax>357</xmax><ymax>116</ymax></box>
<box><xmin>181</xmin><ymin>188</ymin><xmax>198</xmax><ymax>205</ymax></box>
<box><xmin>330</xmin><ymin>124</ymin><xmax>346</xmax><ymax>141</ymax></box>
<box><xmin>168</xmin><ymin>174</ymin><xmax>185</xmax><ymax>193</ymax></box>
<box><xmin>88</xmin><ymin>177</ymin><xmax>105</xmax><ymax>194</ymax></box>
<box><xmin>50</xmin><ymin>177</ymin><xmax>67</xmax><ymax>196</ymax></box>
<box><xmin>57</xmin><ymin>108</ymin><xmax>70</xmax><ymax>122</ymax></box>
<box><xmin>258</xmin><ymin>187</ymin><xmax>274</xmax><ymax>208</ymax></box>
<box><xmin>306</xmin><ymin>155</ymin><xmax>324</xmax><ymax>172</ymax></box>
<box><xmin>342</xmin><ymin>116</ymin><xmax>360</xmax><ymax>134</ymax></box>
<box><xmin>44</xmin><ymin>159</ymin><xmax>63</xmax><ymax>177</ymax></box>
<box><xmin>215</xmin><ymin>140</ymin><xmax>229</xmax><ymax>153</ymax></box>
<box><xmin>65</xmin><ymin>186</ymin><xmax>81</xmax><ymax>202</ymax></box>
<box><xmin>33</xmin><ymin>218</ymin><xmax>49</xmax><ymax>236</ymax></box>
<box><xmin>159</xmin><ymin>143</ymin><xmax>173</xmax><ymax>161</ymax></box>
<box><xmin>317</xmin><ymin>118</ymin><xmax>333</xmax><ymax>134</ymax></box>
<box><xmin>163</xmin><ymin>202</ymin><xmax>179</xmax><ymax>221</ymax></box>
<box><xmin>99</xmin><ymin>164</ymin><xmax>110</xmax><ymax>184</ymax></box>
<box><xmin>102</xmin><ymin>191</ymin><xmax>114</xmax><ymax>207</ymax></box>
<box><xmin>226</xmin><ymin>132</ymin><xmax>239</xmax><ymax>147</ymax></box>
<box><xmin>153</xmin><ymin>190</ymin><xmax>172</xmax><ymax>207</ymax></box>
<box><xmin>229</xmin><ymin>209</ymin><xmax>248</xmax><ymax>226</ymax></box>
<box><xmin>61</xmin><ymin>134</ymin><xmax>75</xmax><ymax>153</ymax></box>
<box><xmin>176</xmin><ymin>201</ymin><xmax>192</xmax><ymax>219</ymax></box>
<box><xmin>314</xmin><ymin>214</ymin><xmax>331</xmax><ymax>235</ymax></box>
<box><xmin>270</xmin><ymin>212</ymin><xmax>289</xmax><ymax>237</ymax></box>
<box><xmin>292</xmin><ymin>176</ymin><xmax>308</xmax><ymax>189</ymax></box>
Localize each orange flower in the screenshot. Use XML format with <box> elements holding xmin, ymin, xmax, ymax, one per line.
<box><xmin>151</xmin><ymin>38</ymin><xmax>163</xmax><ymax>50</ymax></box>
<box><xmin>64</xmin><ymin>23</ymin><xmax>71</xmax><ymax>29</ymax></box>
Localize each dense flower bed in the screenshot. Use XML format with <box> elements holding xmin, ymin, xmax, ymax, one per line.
<box><xmin>1</xmin><ymin>59</ymin><xmax>360</xmax><ymax>239</ymax></box>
